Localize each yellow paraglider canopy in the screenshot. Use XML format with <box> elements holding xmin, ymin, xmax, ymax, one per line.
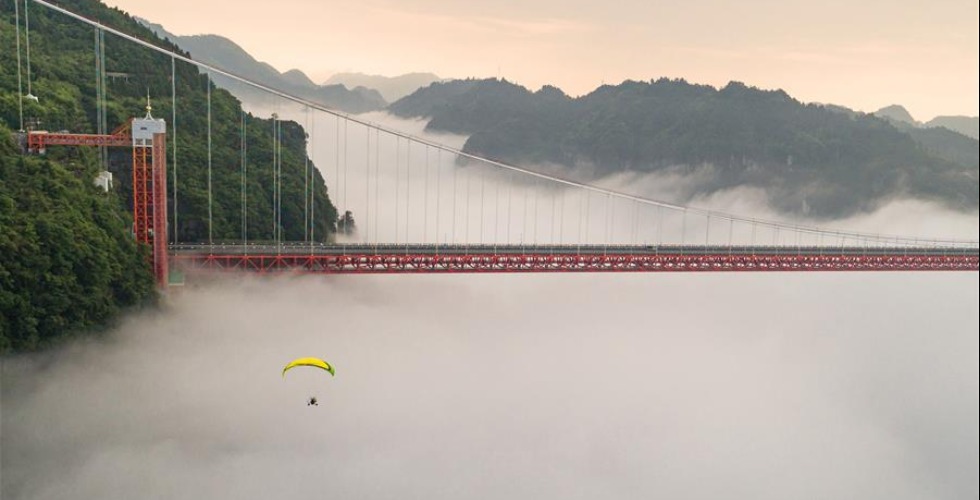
<box><xmin>282</xmin><ymin>357</ymin><xmax>335</xmax><ymax>377</ymax></box>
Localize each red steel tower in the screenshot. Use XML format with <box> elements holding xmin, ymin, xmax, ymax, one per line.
<box><xmin>130</xmin><ymin>106</ymin><xmax>168</xmax><ymax>287</ymax></box>
<box><xmin>26</xmin><ymin>103</ymin><xmax>169</xmax><ymax>287</ymax></box>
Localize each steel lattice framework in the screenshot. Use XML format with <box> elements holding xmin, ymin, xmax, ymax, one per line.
<box><xmin>172</xmin><ymin>250</ymin><xmax>979</xmax><ymax>274</ymax></box>
<box><xmin>26</xmin><ymin>114</ymin><xmax>170</xmax><ymax>286</ymax></box>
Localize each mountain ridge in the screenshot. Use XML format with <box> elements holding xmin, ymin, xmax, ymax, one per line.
<box><xmin>391</xmin><ymin>78</ymin><xmax>978</xmax><ymax>218</ymax></box>
<box><xmin>323</xmin><ymin>72</ymin><xmax>443</xmax><ymax>102</ymax></box>
<box><xmin>136</xmin><ymin>20</ymin><xmax>387</xmax><ymax>113</ymax></box>
<box><xmin>872</xmin><ymin>104</ymin><xmax>978</xmax><ymax>139</ymax></box>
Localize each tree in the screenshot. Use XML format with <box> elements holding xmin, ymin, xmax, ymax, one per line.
<box><xmin>337</xmin><ymin>210</ymin><xmax>356</xmax><ymax>236</ymax></box>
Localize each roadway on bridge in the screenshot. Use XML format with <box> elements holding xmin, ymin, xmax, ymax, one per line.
<box><xmin>171</xmin><ymin>243</ymin><xmax>980</xmax><ymax>257</ymax></box>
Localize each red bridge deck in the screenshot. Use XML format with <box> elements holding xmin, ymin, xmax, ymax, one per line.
<box><xmin>171</xmin><ymin>244</ymin><xmax>979</xmax><ymax>274</ymax></box>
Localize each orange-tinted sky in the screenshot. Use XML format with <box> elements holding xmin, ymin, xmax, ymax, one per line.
<box><xmin>104</xmin><ymin>0</ymin><xmax>978</xmax><ymax>119</ymax></box>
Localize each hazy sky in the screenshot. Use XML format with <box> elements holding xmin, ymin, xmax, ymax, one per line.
<box><xmin>102</xmin><ymin>0</ymin><xmax>978</xmax><ymax>120</ymax></box>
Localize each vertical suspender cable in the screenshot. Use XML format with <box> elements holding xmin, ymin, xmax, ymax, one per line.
<box><xmin>279</xmin><ymin>118</ymin><xmax>283</xmax><ymax>245</ymax></box>
<box><xmin>93</xmin><ymin>28</ymin><xmax>102</xmax><ymax>161</ymax></box>
<box><xmin>335</xmin><ymin>115</ymin><xmax>340</xmax><ymax>222</ymax></box>
<box><xmin>436</xmin><ymin>147</ymin><xmax>442</xmax><ymax>246</ymax></box>
<box><xmin>275</xmin><ymin>116</ymin><xmax>279</xmax><ymax>245</ymax></box>
<box><xmin>559</xmin><ymin>189</ymin><xmax>565</xmax><ymax>245</ymax></box>
<box><xmin>365</xmin><ymin>124</ymin><xmax>371</xmax><ymax>243</ymax></box>
<box><xmin>681</xmin><ymin>209</ymin><xmax>687</xmax><ymax>248</ymax></box>
<box><xmin>551</xmin><ymin>188</ymin><xmax>557</xmax><ymax>245</ymax></box>
<box><xmin>277</xmin><ymin>115</ymin><xmax>282</xmax><ymax>247</ymax></box>
<box><xmin>424</xmin><ymin>145</ymin><xmax>430</xmax><ymax>243</ymax></box>
<box><xmin>310</xmin><ymin>110</ymin><xmax>316</xmax><ymax>244</ymax></box>
<box><xmin>584</xmin><ymin>191</ymin><xmax>591</xmax><ymax>245</ymax></box>
<box><xmin>303</xmin><ymin>107</ymin><xmax>309</xmax><ymax>243</ymax></box>
<box><xmin>494</xmin><ymin>171</ymin><xmax>500</xmax><ymax>246</ymax></box>
<box><xmin>374</xmin><ymin>128</ymin><xmax>380</xmax><ymax>243</ymax></box>
<box><xmin>270</xmin><ymin>114</ymin><xmax>276</xmax><ymax>242</ymax></box>
<box><xmin>14</xmin><ymin>0</ymin><xmax>24</xmax><ymax>130</ymax></box>
<box><xmin>705</xmin><ymin>214</ymin><xmax>711</xmax><ymax>247</ymax></box>
<box><xmin>171</xmin><ymin>55</ymin><xmax>178</xmax><ymax>244</ymax></box>
<box><xmin>607</xmin><ymin>194</ymin><xmax>613</xmax><ymax>247</ymax></box>
<box><xmin>280</xmin><ymin>116</ymin><xmax>284</xmax><ymax>244</ymax></box>
<box><xmin>631</xmin><ymin>199</ymin><xmax>639</xmax><ymax>245</ymax></box>
<box><xmin>406</xmin><ymin>140</ymin><xmax>411</xmax><ymax>243</ymax></box>
<box><xmin>279</xmin><ymin>118</ymin><xmax>283</xmax><ymax>244</ymax></box>
<box><xmin>448</xmin><ymin>149</ymin><xmax>456</xmax><ymax>245</ymax></box>
<box><xmin>272</xmin><ymin>113</ymin><xmax>277</xmax><ymax>244</ymax></box>
<box><xmin>523</xmin><ymin>180</ymin><xmax>529</xmax><ymax>244</ymax></box>
<box><xmin>24</xmin><ymin>0</ymin><xmax>35</xmax><ymax>101</ymax></box>
<box><xmin>241</xmin><ymin>111</ymin><xmax>245</xmax><ymax>242</ymax></box>
<box><xmin>507</xmin><ymin>171</ymin><xmax>513</xmax><ymax>242</ymax></box>
<box><xmin>395</xmin><ymin>136</ymin><xmax>400</xmax><ymax>243</ymax></box>
<box><xmin>207</xmin><ymin>71</ymin><xmax>213</xmax><ymax>244</ymax></box>
<box><xmin>657</xmin><ymin>206</ymin><xmax>664</xmax><ymax>246</ymax></box>
<box><xmin>728</xmin><ymin>218</ymin><xmax>734</xmax><ymax>250</ymax></box>
<box><xmin>449</xmin><ymin>151</ymin><xmax>456</xmax><ymax>244</ymax></box>
<box><xmin>343</xmin><ymin>119</ymin><xmax>349</xmax><ymax>237</ymax></box>
<box><xmin>533</xmin><ymin>180</ymin><xmax>539</xmax><ymax>245</ymax></box>
<box><xmin>99</xmin><ymin>29</ymin><xmax>107</xmax><ymax>167</ymax></box>
<box><xmin>480</xmin><ymin>168</ymin><xmax>486</xmax><ymax>245</ymax></box>
<box><xmin>242</xmin><ymin>111</ymin><xmax>248</xmax><ymax>246</ymax></box>
<box><xmin>585</xmin><ymin>191</ymin><xmax>592</xmax><ymax>245</ymax></box>
<box><xmin>576</xmin><ymin>191</ymin><xmax>583</xmax><ymax>247</ymax></box>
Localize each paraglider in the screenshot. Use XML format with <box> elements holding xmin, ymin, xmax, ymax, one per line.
<box><xmin>283</xmin><ymin>357</ymin><xmax>334</xmax><ymax>407</ymax></box>
<box><xmin>282</xmin><ymin>357</ymin><xmax>335</xmax><ymax>377</ymax></box>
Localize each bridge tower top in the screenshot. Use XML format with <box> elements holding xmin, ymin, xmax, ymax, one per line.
<box><xmin>132</xmin><ymin>96</ymin><xmax>165</xmax><ymax>148</ymax></box>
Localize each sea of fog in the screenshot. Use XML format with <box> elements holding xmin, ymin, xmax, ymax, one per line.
<box><xmin>2</xmin><ymin>112</ymin><xmax>977</xmax><ymax>499</ymax></box>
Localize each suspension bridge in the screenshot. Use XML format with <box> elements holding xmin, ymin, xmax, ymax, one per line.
<box><xmin>9</xmin><ymin>0</ymin><xmax>979</xmax><ymax>287</ymax></box>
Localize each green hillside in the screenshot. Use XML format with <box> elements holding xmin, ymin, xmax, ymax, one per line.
<box><xmin>0</xmin><ymin>0</ymin><xmax>338</xmax><ymax>353</ymax></box>
<box><xmin>0</xmin><ymin>125</ymin><xmax>155</xmax><ymax>352</ymax></box>
<box><xmin>1</xmin><ymin>0</ymin><xmax>338</xmax><ymax>243</ymax></box>
<box><xmin>391</xmin><ymin>78</ymin><xmax>979</xmax><ymax>218</ymax></box>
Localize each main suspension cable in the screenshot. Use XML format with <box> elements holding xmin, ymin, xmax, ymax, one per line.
<box><xmin>31</xmin><ymin>0</ymin><xmax>977</xmax><ymax>249</ymax></box>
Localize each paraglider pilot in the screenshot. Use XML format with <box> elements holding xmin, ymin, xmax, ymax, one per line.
<box><xmin>282</xmin><ymin>357</ymin><xmax>334</xmax><ymax>407</ymax></box>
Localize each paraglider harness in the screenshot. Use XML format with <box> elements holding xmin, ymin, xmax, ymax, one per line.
<box><xmin>307</xmin><ymin>396</ymin><xmax>318</xmax><ymax>406</ymax></box>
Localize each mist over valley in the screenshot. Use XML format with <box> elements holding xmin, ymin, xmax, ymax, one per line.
<box><xmin>2</xmin><ymin>2</ymin><xmax>978</xmax><ymax>499</ymax></box>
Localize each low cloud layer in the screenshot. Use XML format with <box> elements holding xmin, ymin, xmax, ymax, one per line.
<box><xmin>234</xmin><ymin>108</ymin><xmax>979</xmax><ymax>247</ymax></box>
<box><xmin>3</xmin><ymin>270</ymin><xmax>977</xmax><ymax>499</ymax></box>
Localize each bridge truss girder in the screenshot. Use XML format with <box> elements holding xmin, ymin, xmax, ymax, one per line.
<box><xmin>172</xmin><ymin>252</ymin><xmax>979</xmax><ymax>274</ymax></box>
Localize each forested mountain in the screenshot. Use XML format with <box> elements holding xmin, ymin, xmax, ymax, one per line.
<box><xmin>138</xmin><ymin>21</ymin><xmax>387</xmax><ymax>113</ymax></box>
<box><xmin>867</xmin><ymin>105</ymin><xmax>978</xmax><ymax>170</ymax></box>
<box><xmin>1</xmin><ymin>0</ymin><xmax>338</xmax><ymax>352</ymax></box>
<box><xmin>0</xmin><ymin>126</ymin><xmax>154</xmax><ymax>352</ymax></box>
<box><xmin>391</xmin><ymin>78</ymin><xmax>979</xmax><ymax>217</ymax></box>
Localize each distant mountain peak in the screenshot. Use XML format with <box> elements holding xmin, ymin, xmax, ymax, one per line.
<box><xmin>323</xmin><ymin>72</ymin><xmax>443</xmax><ymax>102</ymax></box>
<box><xmin>134</xmin><ymin>20</ymin><xmax>386</xmax><ymax>113</ymax></box>
<box><xmin>925</xmin><ymin>116</ymin><xmax>979</xmax><ymax>140</ymax></box>
<box><xmin>281</xmin><ymin>69</ymin><xmax>316</xmax><ymax>88</ymax></box>
<box><xmin>875</xmin><ymin>105</ymin><xmax>918</xmax><ymax>125</ymax></box>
